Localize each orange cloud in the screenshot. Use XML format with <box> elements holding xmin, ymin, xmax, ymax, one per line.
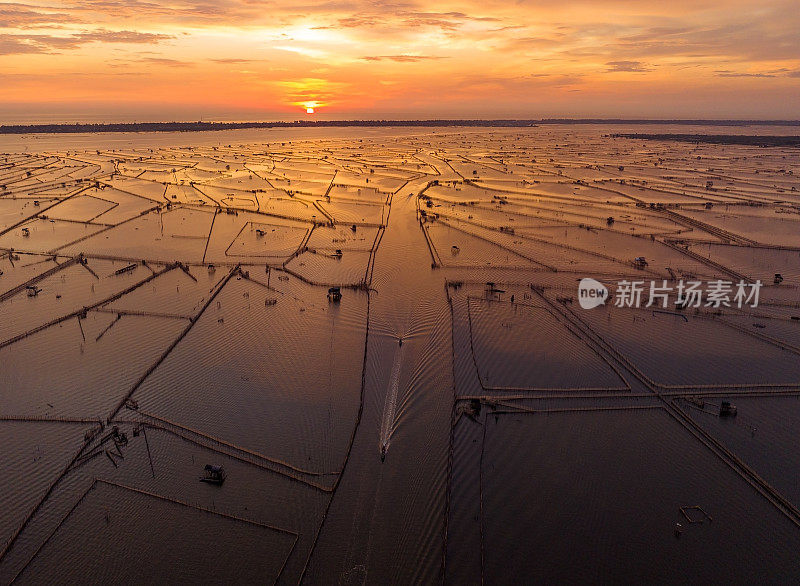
<box><xmin>0</xmin><ymin>0</ymin><xmax>798</xmax><ymax>121</ymax></box>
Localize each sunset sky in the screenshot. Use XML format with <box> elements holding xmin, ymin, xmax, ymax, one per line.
<box><xmin>1</xmin><ymin>0</ymin><xmax>798</xmax><ymax>122</ymax></box>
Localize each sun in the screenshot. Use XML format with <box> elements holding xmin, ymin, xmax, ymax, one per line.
<box><xmin>302</xmin><ymin>100</ymin><xmax>320</xmax><ymax>115</ymax></box>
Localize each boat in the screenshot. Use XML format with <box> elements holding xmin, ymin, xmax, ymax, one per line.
<box><xmin>720</xmin><ymin>401</ymin><xmax>737</xmax><ymax>417</ymax></box>
<box><xmin>200</xmin><ymin>464</ymin><xmax>226</xmax><ymax>484</ymax></box>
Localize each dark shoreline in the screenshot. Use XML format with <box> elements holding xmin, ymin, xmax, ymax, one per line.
<box><xmin>610</xmin><ymin>133</ymin><xmax>800</xmax><ymax>147</ymax></box>
<box><xmin>1</xmin><ymin>119</ymin><xmax>799</xmax><ymax>135</ymax></box>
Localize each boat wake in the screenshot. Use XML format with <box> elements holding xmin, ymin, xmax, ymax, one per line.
<box><xmin>379</xmin><ymin>341</ymin><xmax>403</xmax><ymax>460</ymax></box>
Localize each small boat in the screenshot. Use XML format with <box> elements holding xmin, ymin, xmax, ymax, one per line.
<box><xmin>200</xmin><ymin>464</ymin><xmax>226</xmax><ymax>485</ymax></box>
<box><xmin>327</xmin><ymin>287</ymin><xmax>342</xmax><ymax>303</ymax></box>
<box><xmin>634</xmin><ymin>256</ymin><xmax>648</xmax><ymax>268</ymax></box>
<box><xmin>720</xmin><ymin>401</ymin><xmax>737</xmax><ymax>417</ymax></box>
<box><xmin>380</xmin><ymin>445</ymin><xmax>386</xmax><ymax>462</ymax></box>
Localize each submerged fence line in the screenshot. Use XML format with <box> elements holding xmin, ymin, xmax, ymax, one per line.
<box><xmin>491</xmin><ymin>401</ymin><xmax>663</xmax><ymax>416</ymax></box>
<box><xmin>464</xmin><ymin>295</ymin><xmax>632</xmax><ymax>395</ymax></box>
<box><xmin>98</xmin><ymin>479</ymin><xmax>299</xmax><ymax>535</ymax></box>
<box><xmin>10</xmin><ymin>478</ymin><xmax>300</xmax><ymax>585</ymax></box>
<box><xmin>0</xmin><ymin>263</ymin><xmax>176</xmax><ymax>351</ymax></box>
<box><xmin>0</xmin><ymin>416</ymin><xmax>100</xmax><ymax>424</ymax></box>
<box><xmin>10</xmin><ymin>478</ymin><xmax>99</xmax><ymax>584</ymax></box>
<box><xmin>131</xmin><ymin>419</ymin><xmax>334</xmax><ymax>492</ymax></box>
<box><xmin>441</xmin><ymin>280</ymin><xmax>458</xmax><ymax>582</ymax></box>
<box><xmin>0</xmin><ymin>255</ymin><xmax>82</xmax><ymax>303</ymax></box>
<box><xmin>106</xmin><ymin>264</ymin><xmax>238</xmax><ymax>423</ymax></box>
<box><xmin>446</xmin><ymin>275</ymin><xmax>800</xmax><ymax>578</ymax></box>
<box><xmin>135</xmin><ymin>410</ymin><xmax>338</xmax><ymax>480</ymax></box>
<box><xmin>298</xmin><ymin>284</ymin><xmax>373</xmax><ymax>584</ymax></box>
<box><xmin>540</xmin><ymin>287</ymin><xmax>800</xmax><ymax>529</ymax></box>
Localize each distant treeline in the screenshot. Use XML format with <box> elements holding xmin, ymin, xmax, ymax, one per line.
<box><xmin>610</xmin><ymin>133</ymin><xmax>800</xmax><ymax>147</ymax></box>
<box><xmin>0</xmin><ymin>119</ymin><xmax>799</xmax><ymax>135</ymax></box>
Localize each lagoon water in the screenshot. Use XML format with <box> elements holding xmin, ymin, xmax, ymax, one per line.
<box><xmin>1</xmin><ymin>125</ymin><xmax>799</xmax><ymax>583</ymax></box>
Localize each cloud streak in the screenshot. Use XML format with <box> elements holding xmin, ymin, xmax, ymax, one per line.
<box><xmin>0</xmin><ymin>28</ymin><xmax>172</xmax><ymax>54</ymax></box>
<box><xmin>605</xmin><ymin>61</ymin><xmax>652</xmax><ymax>73</ymax></box>
<box><xmin>361</xmin><ymin>55</ymin><xmax>445</xmax><ymax>62</ymax></box>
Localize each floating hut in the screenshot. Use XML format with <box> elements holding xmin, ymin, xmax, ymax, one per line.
<box><xmin>201</xmin><ymin>464</ymin><xmax>226</xmax><ymax>485</ymax></box>
<box><xmin>327</xmin><ymin>287</ymin><xmax>342</xmax><ymax>303</ymax></box>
